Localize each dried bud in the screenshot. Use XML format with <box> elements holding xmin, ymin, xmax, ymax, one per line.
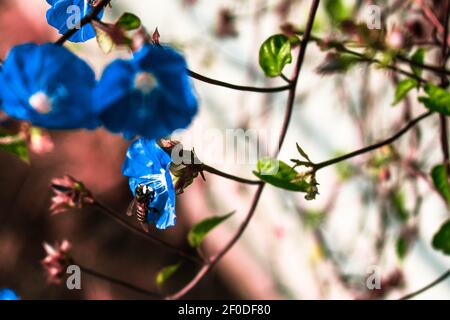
<box><xmin>41</xmin><ymin>240</ymin><xmax>73</xmax><ymax>284</ymax></box>
<box><xmin>50</xmin><ymin>175</ymin><xmax>94</xmax><ymax>215</ymax></box>
<box><xmin>216</xmin><ymin>8</ymin><xmax>237</xmax><ymax>38</ymax></box>
<box><xmin>152</xmin><ymin>27</ymin><xmax>161</xmax><ymax>45</ymax></box>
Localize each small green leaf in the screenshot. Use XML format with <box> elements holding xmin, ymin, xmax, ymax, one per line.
<box><xmin>324</xmin><ymin>0</ymin><xmax>352</xmax><ymax>25</ymax></box>
<box><xmin>0</xmin><ymin>132</ymin><xmax>29</xmax><ymax>163</ymax></box>
<box><xmin>431</xmin><ymin>164</ymin><xmax>450</xmax><ymax>205</ymax></box>
<box><xmin>253</xmin><ymin>158</ymin><xmax>310</xmax><ymax>192</ymax></box>
<box><xmin>396</xmin><ymin>236</ymin><xmax>408</xmax><ymax>260</ymax></box>
<box><xmin>390</xmin><ymin>190</ymin><xmax>409</xmax><ymax>222</ymax></box>
<box><xmin>411</xmin><ymin>48</ymin><xmax>426</xmax><ymax>78</ymax></box>
<box><xmin>432</xmin><ymin>219</ymin><xmax>450</xmax><ymax>255</ymax></box>
<box><xmin>155</xmin><ymin>262</ymin><xmax>182</xmax><ymax>287</ymax></box>
<box><xmin>392</xmin><ymin>78</ymin><xmax>418</xmax><ymax>106</ymax></box>
<box><xmin>188</xmin><ymin>212</ymin><xmax>234</xmax><ymax>247</ymax></box>
<box><xmin>419</xmin><ymin>83</ymin><xmax>450</xmax><ymax>115</ymax></box>
<box><xmin>116</xmin><ymin>13</ymin><xmax>141</xmax><ymax>31</ymax></box>
<box><xmin>259</xmin><ymin>34</ymin><xmax>292</xmax><ymax>77</ymax></box>
<box><xmin>296</xmin><ymin>143</ymin><xmax>311</xmax><ymax>162</ymax></box>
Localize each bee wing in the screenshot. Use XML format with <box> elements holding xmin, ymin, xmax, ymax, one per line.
<box><xmin>126</xmin><ymin>199</ymin><xmax>138</xmax><ymax>217</ymax></box>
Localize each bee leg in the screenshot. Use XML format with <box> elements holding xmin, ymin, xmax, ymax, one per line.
<box><xmin>139</xmin><ymin>222</ymin><xmax>150</xmax><ymax>233</ymax></box>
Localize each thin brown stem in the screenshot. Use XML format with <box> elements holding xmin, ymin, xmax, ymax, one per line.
<box><xmin>202</xmin><ymin>164</ymin><xmax>262</xmax><ymax>185</ymax></box>
<box><xmin>314</xmin><ymin>111</ymin><xmax>433</xmax><ymax>171</ymax></box>
<box><xmin>93</xmin><ymin>201</ymin><xmax>202</xmax><ymax>264</ymax></box>
<box><xmin>166</xmin><ymin>0</ymin><xmax>322</xmax><ymax>300</ymax></box>
<box><xmin>399</xmin><ymin>269</ymin><xmax>450</xmax><ymax>300</ymax></box>
<box><xmin>79</xmin><ymin>264</ymin><xmax>161</xmax><ymax>298</ymax></box>
<box><xmin>188</xmin><ymin>69</ymin><xmax>292</xmax><ymax>93</ymax></box>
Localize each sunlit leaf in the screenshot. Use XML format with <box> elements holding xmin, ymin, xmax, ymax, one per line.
<box><xmin>155</xmin><ymin>262</ymin><xmax>182</xmax><ymax>287</ymax></box>
<box><xmin>431</xmin><ymin>164</ymin><xmax>450</xmax><ymax>205</ymax></box>
<box><xmin>259</xmin><ymin>34</ymin><xmax>292</xmax><ymax>77</ymax></box>
<box><xmin>419</xmin><ymin>83</ymin><xmax>450</xmax><ymax>115</ymax></box>
<box><xmin>324</xmin><ymin>0</ymin><xmax>352</xmax><ymax>25</ymax></box>
<box><xmin>392</xmin><ymin>78</ymin><xmax>418</xmax><ymax>106</ymax></box>
<box><xmin>94</xmin><ymin>24</ymin><xmax>114</xmax><ymax>54</ymax></box>
<box><xmin>253</xmin><ymin>158</ymin><xmax>310</xmax><ymax>192</ymax></box>
<box><xmin>116</xmin><ymin>13</ymin><xmax>141</xmax><ymax>31</ymax></box>
<box><xmin>0</xmin><ymin>132</ymin><xmax>29</xmax><ymax>163</ymax></box>
<box><xmin>187</xmin><ymin>212</ymin><xmax>234</xmax><ymax>247</ymax></box>
<box><xmin>432</xmin><ymin>219</ymin><xmax>450</xmax><ymax>255</ymax></box>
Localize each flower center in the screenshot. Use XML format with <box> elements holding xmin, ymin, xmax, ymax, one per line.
<box><xmin>29</xmin><ymin>92</ymin><xmax>52</xmax><ymax>114</ymax></box>
<box><xmin>134</xmin><ymin>72</ymin><xmax>157</xmax><ymax>95</ymax></box>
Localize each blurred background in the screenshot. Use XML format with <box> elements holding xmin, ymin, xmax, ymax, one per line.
<box><xmin>0</xmin><ymin>0</ymin><xmax>449</xmax><ymax>299</ymax></box>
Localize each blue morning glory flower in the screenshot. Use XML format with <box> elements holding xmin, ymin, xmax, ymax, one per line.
<box><xmin>94</xmin><ymin>44</ymin><xmax>198</xmax><ymax>140</ymax></box>
<box><xmin>0</xmin><ymin>43</ymin><xmax>99</xmax><ymax>129</ymax></box>
<box><xmin>122</xmin><ymin>138</ymin><xmax>176</xmax><ymax>230</ymax></box>
<box><xmin>0</xmin><ymin>288</ymin><xmax>20</xmax><ymax>300</ymax></box>
<box><xmin>45</xmin><ymin>0</ymin><xmax>104</xmax><ymax>43</ymax></box>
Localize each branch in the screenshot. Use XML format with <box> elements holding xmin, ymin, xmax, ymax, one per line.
<box><xmin>93</xmin><ymin>201</ymin><xmax>202</xmax><ymax>264</ymax></box>
<box><xmin>313</xmin><ymin>111</ymin><xmax>433</xmax><ymax>171</ymax></box>
<box><xmin>399</xmin><ymin>269</ymin><xmax>450</xmax><ymax>300</ymax></box>
<box><xmin>202</xmin><ymin>164</ymin><xmax>262</xmax><ymax>185</ymax></box>
<box><xmin>79</xmin><ymin>264</ymin><xmax>161</xmax><ymax>298</ymax></box>
<box><xmin>188</xmin><ymin>69</ymin><xmax>292</xmax><ymax>93</ymax></box>
<box><xmin>166</xmin><ymin>0</ymin><xmax>322</xmax><ymax>300</ymax></box>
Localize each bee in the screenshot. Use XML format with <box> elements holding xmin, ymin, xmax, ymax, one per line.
<box><xmin>126</xmin><ymin>184</ymin><xmax>155</xmax><ymax>233</ymax></box>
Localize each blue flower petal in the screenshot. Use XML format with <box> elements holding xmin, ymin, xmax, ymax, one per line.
<box><xmin>0</xmin><ymin>288</ymin><xmax>20</xmax><ymax>300</ymax></box>
<box><xmin>95</xmin><ymin>44</ymin><xmax>198</xmax><ymax>140</ymax></box>
<box><xmin>46</xmin><ymin>0</ymin><xmax>104</xmax><ymax>43</ymax></box>
<box><xmin>0</xmin><ymin>43</ymin><xmax>99</xmax><ymax>129</ymax></box>
<box><xmin>123</xmin><ymin>138</ymin><xmax>176</xmax><ymax>230</ymax></box>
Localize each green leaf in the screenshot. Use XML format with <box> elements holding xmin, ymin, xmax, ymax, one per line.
<box><xmin>431</xmin><ymin>164</ymin><xmax>450</xmax><ymax>205</ymax></box>
<box><xmin>253</xmin><ymin>158</ymin><xmax>310</xmax><ymax>192</ymax></box>
<box><xmin>94</xmin><ymin>25</ymin><xmax>114</xmax><ymax>54</ymax></box>
<box><xmin>155</xmin><ymin>262</ymin><xmax>182</xmax><ymax>287</ymax></box>
<box><xmin>115</xmin><ymin>13</ymin><xmax>141</xmax><ymax>31</ymax></box>
<box><xmin>188</xmin><ymin>212</ymin><xmax>234</xmax><ymax>247</ymax></box>
<box><xmin>0</xmin><ymin>132</ymin><xmax>29</xmax><ymax>163</ymax></box>
<box><xmin>432</xmin><ymin>219</ymin><xmax>450</xmax><ymax>255</ymax></box>
<box><xmin>296</xmin><ymin>143</ymin><xmax>311</xmax><ymax>162</ymax></box>
<box><xmin>392</xmin><ymin>79</ymin><xmax>418</xmax><ymax>106</ymax></box>
<box><xmin>324</xmin><ymin>0</ymin><xmax>352</xmax><ymax>25</ymax></box>
<box><xmin>390</xmin><ymin>190</ymin><xmax>409</xmax><ymax>222</ymax></box>
<box><xmin>419</xmin><ymin>83</ymin><xmax>450</xmax><ymax>115</ymax></box>
<box><xmin>396</xmin><ymin>236</ymin><xmax>408</xmax><ymax>260</ymax></box>
<box><xmin>304</xmin><ymin>210</ymin><xmax>325</xmax><ymax>228</ymax></box>
<box><xmin>259</xmin><ymin>34</ymin><xmax>292</xmax><ymax>77</ymax></box>
<box><xmin>411</xmin><ymin>48</ymin><xmax>426</xmax><ymax>78</ymax></box>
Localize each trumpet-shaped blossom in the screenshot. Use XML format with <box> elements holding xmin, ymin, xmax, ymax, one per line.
<box><xmin>0</xmin><ymin>288</ymin><xmax>19</xmax><ymax>300</ymax></box>
<box><xmin>94</xmin><ymin>44</ymin><xmax>198</xmax><ymax>140</ymax></box>
<box><xmin>122</xmin><ymin>138</ymin><xmax>176</xmax><ymax>230</ymax></box>
<box><xmin>0</xmin><ymin>43</ymin><xmax>98</xmax><ymax>129</ymax></box>
<box><xmin>45</xmin><ymin>0</ymin><xmax>105</xmax><ymax>43</ymax></box>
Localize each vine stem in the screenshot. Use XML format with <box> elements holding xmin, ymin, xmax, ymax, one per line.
<box><xmin>399</xmin><ymin>269</ymin><xmax>450</xmax><ymax>300</ymax></box>
<box><xmin>313</xmin><ymin>111</ymin><xmax>433</xmax><ymax>171</ymax></box>
<box><xmin>439</xmin><ymin>0</ymin><xmax>450</xmax><ymax>176</ymax></box>
<box><xmin>93</xmin><ymin>201</ymin><xmax>202</xmax><ymax>264</ymax></box>
<box><xmin>201</xmin><ymin>164</ymin><xmax>262</xmax><ymax>185</ymax></box>
<box><xmin>79</xmin><ymin>264</ymin><xmax>161</xmax><ymax>298</ymax></box>
<box><xmin>166</xmin><ymin>0</ymin><xmax>322</xmax><ymax>300</ymax></box>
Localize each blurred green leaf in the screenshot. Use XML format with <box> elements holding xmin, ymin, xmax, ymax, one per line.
<box><xmin>411</xmin><ymin>48</ymin><xmax>426</xmax><ymax>78</ymax></box>
<box><xmin>116</xmin><ymin>13</ymin><xmax>141</xmax><ymax>31</ymax></box>
<box><xmin>396</xmin><ymin>236</ymin><xmax>408</xmax><ymax>260</ymax></box>
<box><xmin>155</xmin><ymin>262</ymin><xmax>181</xmax><ymax>287</ymax></box>
<box><xmin>304</xmin><ymin>210</ymin><xmax>325</xmax><ymax>228</ymax></box>
<box><xmin>317</xmin><ymin>53</ymin><xmax>361</xmax><ymax>75</ymax></box>
<box><xmin>390</xmin><ymin>190</ymin><xmax>409</xmax><ymax>222</ymax></box>
<box><xmin>324</xmin><ymin>0</ymin><xmax>352</xmax><ymax>25</ymax></box>
<box><xmin>0</xmin><ymin>132</ymin><xmax>29</xmax><ymax>163</ymax></box>
<box><xmin>432</xmin><ymin>219</ymin><xmax>450</xmax><ymax>255</ymax></box>
<box><xmin>431</xmin><ymin>164</ymin><xmax>450</xmax><ymax>205</ymax></box>
<box><xmin>419</xmin><ymin>83</ymin><xmax>450</xmax><ymax>115</ymax></box>
<box><xmin>259</xmin><ymin>34</ymin><xmax>292</xmax><ymax>77</ymax></box>
<box><xmin>188</xmin><ymin>212</ymin><xmax>234</xmax><ymax>247</ymax></box>
<box><xmin>253</xmin><ymin>158</ymin><xmax>310</xmax><ymax>192</ymax></box>
<box><xmin>392</xmin><ymin>78</ymin><xmax>418</xmax><ymax>106</ymax></box>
